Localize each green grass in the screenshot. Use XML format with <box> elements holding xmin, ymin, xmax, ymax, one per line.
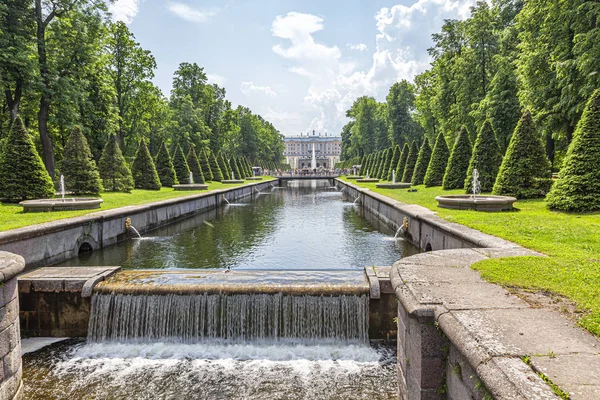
<box><xmin>342</xmin><ymin>178</ymin><xmax>600</xmax><ymax>336</ymax></box>
<box><xmin>0</xmin><ymin>180</ymin><xmax>273</xmax><ymax>232</ymax></box>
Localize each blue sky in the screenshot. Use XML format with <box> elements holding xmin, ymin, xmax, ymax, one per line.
<box><xmin>109</xmin><ymin>0</ymin><xmax>475</xmax><ymax>136</ymax></box>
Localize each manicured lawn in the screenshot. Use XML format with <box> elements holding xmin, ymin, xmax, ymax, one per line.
<box><xmin>342</xmin><ymin>178</ymin><xmax>600</xmax><ymax>336</ymax></box>
<box><xmin>0</xmin><ymin>180</ymin><xmax>274</xmax><ymax>232</ymax></box>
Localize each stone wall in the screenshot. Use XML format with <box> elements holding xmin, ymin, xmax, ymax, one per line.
<box><xmin>0</xmin><ymin>252</ymin><xmax>25</xmax><ymax>400</ymax></box>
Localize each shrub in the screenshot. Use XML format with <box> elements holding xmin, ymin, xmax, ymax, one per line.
<box><xmin>61</xmin><ymin>126</ymin><xmax>102</xmax><ymax>195</ymax></box>
<box><xmin>411</xmin><ymin>137</ymin><xmax>432</xmax><ymax>185</ymax></box>
<box><xmin>379</xmin><ymin>148</ymin><xmax>392</xmax><ymax>180</ymax></box>
<box><xmin>402</xmin><ymin>141</ymin><xmax>419</xmax><ymax>183</ymax></box>
<box><xmin>131</xmin><ymin>139</ymin><xmax>161</xmax><ymax>190</ymax></box>
<box><xmin>424</xmin><ymin>133</ymin><xmax>449</xmax><ymax>187</ymax></box>
<box><xmin>230</xmin><ymin>157</ymin><xmax>242</xmax><ymax>180</ymax></box>
<box><xmin>370</xmin><ymin>152</ymin><xmax>381</xmax><ymax>178</ymax></box>
<box><xmin>546</xmin><ymin>90</ymin><xmax>600</xmax><ymax>211</ymax></box>
<box><xmin>395</xmin><ymin>144</ymin><xmax>410</xmax><ymax>181</ymax></box>
<box><xmin>208</xmin><ymin>150</ymin><xmax>223</xmax><ymax>181</ymax></box>
<box><xmin>98</xmin><ymin>135</ymin><xmax>134</xmax><ymax>192</ymax></box>
<box><xmin>172</xmin><ymin>144</ymin><xmax>190</xmax><ymax>185</ymax></box>
<box><xmin>0</xmin><ymin>116</ymin><xmax>55</xmax><ymax>202</ymax></box>
<box><xmin>493</xmin><ymin>111</ymin><xmax>551</xmax><ymax>198</ymax></box>
<box><xmin>155</xmin><ymin>142</ymin><xmax>177</xmax><ymax>187</ymax></box>
<box><xmin>377</xmin><ymin>150</ymin><xmax>388</xmax><ymax>179</ymax></box>
<box><xmin>465</xmin><ymin>120</ymin><xmax>502</xmax><ymax>193</ymax></box>
<box><xmin>218</xmin><ymin>153</ymin><xmax>231</xmax><ymax>180</ymax></box>
<box><xmin>186</xmin><ymin>147</ymin><xmax>205</xmax><ymax>184</ymax></box>
<box><xmin>362</xmin><ymin>154</ymin><xmax>373</xmax><ymax>176</ymax></box>
<box><xmin>199</xmin><ymin>148</ymin><xmax>213</xmax><ymax>181</ymax></box>
<box><xmin>443</xmin><ymin>126</ymin><xmax>472</xmax><ymax>190</ymax></box>
<box><xmin>386</xmin><ymin>145</ymin><xmax>401</xmax><ymax>181</ymax></box>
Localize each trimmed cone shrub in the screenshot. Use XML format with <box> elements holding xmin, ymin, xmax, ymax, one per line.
<box><xmin>208</xmin><ymin>150</ymin><xmax>223</xmax><ymax>181</ymax></box>
<box><xmin>362</xmin><ymin>154</ymin><xmax>373</xmax><ymax>176</ymax></box>
<box><xmin>62</xmin><ymin>126</ymin><xmax>102</xmax><ymax>195</ymax></box>
<box><xmin>402</xmin><ymin>141</ymin><xmax>419</xmax><ymax>183</ymax></box>
<box><xmin>395</xmin><ymin>143</ymin><xmax>410</xmax><ymax>182</ymax></box>
<box><xmin>99</xmin><ymin>135</ymin><xmax>134</xmax><ymax>192</ymax></box>
<box><xmin>230</xmin><ymin>157</ymin><xmax>242</xmax><ymax>180</ymax></box>
<box><xmin>371</xmin><ymin>152</ymin><xmax>381</xmax><ymax>178</ymax></box>
<box><xmin>0</xmin><ymin>116</ymin><xmax>54</xmax><ymax>202</ymax></box>
<box><xmin>411</xmin><ymin>137</ymin><xmax>432</xmax><ymax>185</ymax></box>
<box><xmin>493</xmin><ymin>111</ymin><xmax>552</xmax><ymax>199</ymax></box>
<box><xmin>547</xmin><ymin>90</ymin><xmax>600</xmax><ymax>211</ymax></box>
<box><xmin>131</xmin><ymin>139</ymin><xmax>161</xmax><ymax>190</ymax></box>
<box><xmin>218</xmin><ymin>153</ymin><xmax>231</xmax><ymax>180</ymax></box>
<box><xmin>424</xmin><ymin>133</ymin><xmax>450</xmax><ymax>187</ymax></box>
<box><xmin>375</xmin><ymin>151</ymin><xmax>386</xmax><ymax>179</ymax></box>
<box><xmin>386</xmin><ymin>145</ymin><xmax>401</xmax><ymax>181</ymax></box>
<box><xmin>443</xmin><ymin>126</ymin><xmax>472</xmax><ymax>190</ymax></box>
<box><xmin>199</xmin><ymin>149</ymin><xmax>213</xmax><ymax>181</ymax></box>
<box><xmin>244</xmin><ymin>157</ymin><xmax>253</xmax><ymax>177</ymax></box>
<box><xmin>172</xmin><ymin>144</ymin><xmax>190</xmax><ymax>184</ymax></box>
<box><xmin>380</xmin><ymin>149</ymin><xmax>392</xmax><ymax>180</ymax></box>
<box><xmin>155</xmin><ymin>142</ymin><xmax>178</xmax><ymax>187</ymax></box>
<box><xmin>358</xmin><ymin>155</ymin><xmax>367</xmax><ymax>175</ymax></box>
<box><xmin>465</xmin><ymin>121</ymin><xmax>502</xmax><ymax>193</ymax></box>
<box><xmin>187</xmin><ymin>147</ymin><xmax>205</xmax><ymax>184</ymax></box>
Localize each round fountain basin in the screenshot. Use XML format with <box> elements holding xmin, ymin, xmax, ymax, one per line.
<box><xmin>346</xmin><ymin>176</ymin><xmax>364</xmax><ymax>180</ymax></box>
<box><xmin>435</xmin><ymin>195</ymin><xmax>517</xmax><ymax>211</ymax></box>
<box><xmin>20</xmin><ymin>197</ymin><xmax>103</xmax><ymax>212</ymax></box>
<box><xmin>221</xmin><ymin>179</ymin><xmax>245</xmax><ymax>184</ymax></box>
<box><xmin>375</xmin><ymin>182</ymin><xmax>411</xmax><ymax>189</ymax></box>
<box><xmin>173</xmin><ymin>184</ymin><xmax>209</xmax><ymax>191</ymax></box>
<box><xmin>355</xmin><ymin>178</ymin><xmax>380</xmax><ymax>183</ymax></box>
<box><xmin>246</xmin><ymin>177</ymin><xmax>263</xmax><ymax>180</ymax></box>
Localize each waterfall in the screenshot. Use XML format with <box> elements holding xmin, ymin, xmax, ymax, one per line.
<box><xmin>88</xmin><ymin>292</ymin><xmax>369</xmax><ymax>344</ymax></box>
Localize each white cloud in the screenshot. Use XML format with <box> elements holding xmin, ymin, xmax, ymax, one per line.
<box><xmin>207</xmin><ymin>73</ymin><xmax>227</xmax><ymax>86</ymax></box>
<box><xmin>240</xmin><ymin>81</ymin><xmax>277</xmax><ymax>97</ymax></box>
<box><xmin>347</xmin><ymin>43</ymin><xmax>368</xmax><ymax>52</ymax></box>
<box><xmin>167</xmin><ymin>2</ymin><xmax>219</xmax><ymax>23</ymax></box>
<box><xmin>109</xmin><ymin>0</ymin><xmax>140</xmax><ymax>25</ymax></box>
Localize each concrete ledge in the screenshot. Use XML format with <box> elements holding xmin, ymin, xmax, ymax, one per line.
<box><xmin>0</xmin><ymin>253</ymin><xmax>25</xmax><ymax>283</ymax></box>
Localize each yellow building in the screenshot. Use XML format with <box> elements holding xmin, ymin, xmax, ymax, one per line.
<box><xmin>283</xmin><ymin>131</ymin><xmax>341</xmax><ymax>169</ymax></box>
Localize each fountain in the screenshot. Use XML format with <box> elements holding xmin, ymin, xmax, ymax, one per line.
<box><xmin>222</xmin><ymin>168</ymin><xmax>245</xmax><ymax>184</ymax></box>
<box><xmin>346</xmin><ymin>165</ymin><xmax>363</xmax><ymax>180</ymax></box>
<box><xmin>19</xmin><ymin>174</ymin><xmax>103</xmax><ymax>212</ymax></box>
<box><xmin>375</xmin><ymin>169</ymin><xmax>411</xmax><ymax>189</ymax></box>
<box><xmin>173</xmin><ymin>171</ymin><xmax>209</xmax><ymax>191</ymax></box>
<box><xmin>435</xmin><ymin>168</ymin><xmax>517</xmax><ymax>211</ymax></box>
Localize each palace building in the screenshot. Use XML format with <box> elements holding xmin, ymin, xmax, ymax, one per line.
<box><xmin>283</xmin><ymin>131</ymin><xmax>341</xmax><ymax>169</ymax></box>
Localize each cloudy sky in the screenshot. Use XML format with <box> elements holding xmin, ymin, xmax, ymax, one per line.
<box><xmin>109</xmin><ymin>0</ymin><xmax>475</xmax><ymax>137</ymax></box>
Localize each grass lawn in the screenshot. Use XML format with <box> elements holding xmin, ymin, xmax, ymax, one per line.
<box><xmin>0</xmin><ymin>179</ymin><xmax>274</xmax><ymax>232</ymax></box>
<box><xmin>341</xmin><ymin>178</ymin><xmax>600</xmax><ymax>336</ymax></box>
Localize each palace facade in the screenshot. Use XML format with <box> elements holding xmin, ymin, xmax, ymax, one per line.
<box><xmin>283</xmin><ymin>131</ymin><xmax>341</xmax><ymax>169</ymax></box>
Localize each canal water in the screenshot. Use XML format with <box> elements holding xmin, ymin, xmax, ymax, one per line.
<box><xmin>23</xmin><ymin>180</ymin><xmax>413</xmax><ymax>399</ymax></box>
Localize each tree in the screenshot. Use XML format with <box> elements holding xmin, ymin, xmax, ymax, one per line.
<box><xmin>218</xmin><ymin>153</ymin><xmax>231</xmax><ymax>180</ymax></box>
<box><xmin>131</xmin><ymin>139</ymin><xmax>161</xmax><ymax>190</ymax></box>
<box><xmin>387</xmin><ymin>81</ymin><xmax>421</xmax><ymax>146</ymax></box>
<box><xmin>386</xmin><ymin>145</ymin><xmax>401</xmax><ymax>181</ymax></box>
<box><xmin>199</xmin><ymin>148</ymin><xmax>213</xmax><ymax>181</ymax></box>
<box><xmin>546</xmin><ymin>90</ymin><xmax>600</xmax><ymax>211</ymax></box>
<box><xmin>61</xmin><ymin>126</ymin><xmax>102</xmax><ymax>195</ymax></box>
<box><xmin>465</xmin><ymin>120</ymin><xmax>501</xmax><ymax>192</ymax></box>
<box><xmin>402</xmin><ymin>141</ymin><xmax>419</xmax><ymax>183</ymax></box>
<box><xmin>379</xmin><ymin>148</ymin><xmax>392</xmax><ymax>180</ymax></box>
<box><xmin>443</xmin><ymin>126</ymin><xmax>472</xmax><ymax>189</ymax></box>
<box><xmin>155</xmin><ymin>142</ymin><xmax>177</xmax><ymax>187</ymax></box>
<box><xmin>98</xmin><ymin>135</ymin><xmax>133</xmax><ymax>192</ymax></box>
<box><xmin>207</xmin><ymin>149</ymin><xmax>223</xmax><ymax>181</ymax></box>
<box><xmin>230</xmin><ymin>157</ymin><xmax>241</xmax><ymax>181</ymax></box>
<box><xmin>360</xmin><ymin>154</ymin><xmax>372</xmax><ymax>176</ymax></box>
<box><xmin>0</xmin><ymin>116</ymin><xmax>54</xmax><ymax>201</ymax></box>
<box><xmin>424</xmin><ymin>132</ymin><xmax>450</xmax><ymax>187</ymax></box>
<box><xmin>172</xmin><ymin>144</ymin><xmax>190</xmax><ymax>185</ymax></box>
<box><xmin>395</xmin><ymin>144</ymin><xmax>410</xmax><ymax>182</ymax></box>
<box><xmin>187</xmin><ymin>146</ymin><xmax>205</xmax><ymax>184</ymax></box>
<box><xmin>411</xmin><ymin>137</ymin><xmax>432</xmax><ymax>185</ymax></box>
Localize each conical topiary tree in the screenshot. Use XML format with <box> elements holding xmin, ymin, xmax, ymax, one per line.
<box><xmin>172</xmin><ymin>144</ymin><xmax>190</xmax><ymax>184</ymax></box>
<box><xmin>380</xmin><ymin>148</ymin><xmax>392</xmax><ymax>180</ymax></box>
<box><xmin>443</xmin><ymin>126</ymin><xmax>472</xmax><ymax>190</ymax></box>
<box><xmin>493</xmin><ymin>111</ymin><xmax>551</xmax><ymax>199</ymax></box>
<box><xmin>208</xmin><ymin>150</ymin><xmax>223</xmax><ymax>181</ymax></box>
<box><xmin>357</xmin><ymin>155</ymin><xmax>367</xmax><ymax>176</ymax></box>
<box><xmin>395</xmin><ymin>143</ymin><xmax>410</xmax><ymax>182</ymax></box>
<box><xmin>155</xmin><ymin>142</ymin><xmax>178</xmax><ymax>187</ymax></box>
<box><xmin>375</xmin><ymin>150</ymin><xmax>386</xmax><ymax>179</ymax></box>
<box><xmin>199</xmin><ymin>149</ymin><xmax>213</xmax><ymax>181</ymax></box>
<box><xmin>371</xmin><ymin>152</ymin><xmax>381</xmax><ymax>178</ymax></box>
<box><xmin>465</xmin><ymin>120</ymin><xmax>502</xmax><ymax>193</ymax></box>
<box><xmin>546</xmin><ymin>90</ymin><xmax>600</xmax><ymax>211</ymax></box>
<box><xmin>230</xmin><ymin>157</ymin><xmax>242</xmax><ymax>180</ymax></box>
<box><xmin>0</xmin><ymin>116</ymin><xmax>55</xmax><ymax>202</ymax></box>
<box><xmin>402</xmin><ymin>141</ymin><xmax>419</xmax><ymax>183</ymax></box>
<box><xmin>187</xmin><ymin>147</ymin><xmax>205</xmax><ymax>184</ymax></box>
<box><xmin>386</xmin><ymin>145</ymin><xmax>401</xmax><ymax>181</ymax></box>
<box><xmin>411</xmin><ymin>137</ymin><xmax>432</xmax><ymax>185</ymax></box>
<box><xmin>99</xmin><ymin>135</ymin><xmax>134</xmax><ymax>192</ymax></box>
<box><xmin>61</xmin><ymin>126</ymin><xmax>102</xmax><ymax>195</ymax></box>
<box><xmin>131</xmin><ymin>139</ymin><xmax>161</xmax><ymax>190</ymax></box>
<box><xmin>218</xmin><ymin>153</ymin><xmax>231</xmax><ymax>180</ymax></box>
<box><xmin>360</xmin><ymin>154</ymin><xmax>372</xmax><ymax>176</ymax></box>
<box><xmin>243</xmin><ymin>157</ymin><xmax>253</xmax><ymax>177</ymax></box>
<box><xmin>424</xmin><ymin>132</ymin><xmax>450</xmax><ymax>187</ymax></box>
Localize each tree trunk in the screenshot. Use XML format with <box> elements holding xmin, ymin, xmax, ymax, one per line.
<box><xmin>4</xmin><ymin>77</ymin><xmax>23</xmax><ymax>123</ymax></box>
<box><xmin>38</xmin><ymin>97</ymin><xmax>55</xmax><ymax>177</ymax></box>
<box><xmin>566</xmin><ymin>125</ymin><xmax>574</xmax><ymax>144</ymax></box>
<box><xmin>545</xmin><ymin>132</ymin><xmax>555</xmax><ymax>167</ymax></box>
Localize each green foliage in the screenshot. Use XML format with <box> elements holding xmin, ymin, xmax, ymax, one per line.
<box><xmin>154</xmin><ymin>142</ymin><xmax>177</xmax><ymax>187</ymax></box>
<box><xmin>465</xmin><ymin>121</ymin><xmax>502</xmax><ymax>192</ymax></box>
<box><xmin>186</xmin><ymin>147</ymin><xmax>205</xmax><ymax>184</ymax></box>
<box><xmin>230</xmin><ymin>157</ymin><xmax>241</xmax><ymax>181</ymax></box>
<box><xmin>131</xmin><ymin>139</ymin><xmax>161</xmax><ymax>190</ymax></box>
<box><xmin>443</xmin><ymin>126</ymin><xmax>472</xmax><ymax>190</ymax></box>
<box><xmin>379</xmin><ymin>148</ymin><xmax>392</xmax><ymax>180</ymax></box>
<box><xmin>387</xmin><ymin>145</ymin><xmax>401</xmax><ymax>181</ymax></box>
<box><xmin>61</xmin><ymin>126</ymin><xmax>102</xmax><ymax>195</ymax></box>
<box><xmin>199</xmin><ymin>149</ymin><xmax>213</xmax><ymax>181</ymax></box>
<box><xmin>375</xmin><ymin>151</ymin><xmax>386</xmax><ymax>179</ymax></box>
<box><xmin>0</xmin><ymin>116</ymin><xmax>54</xmax><ymax>202</ymax></box>
<box><xmin>402</xmin><ymin>141</ymin><xmax>419</xmax><ymax>183</ymax></box>
<box><xmin>208</xmin><ymin>150</ymin><xmax>223</xmax><ymax>181</ymax></box>
<box><xmin>411</xmin><ymin>137</ymin><xmax>432</xmax><ymax>185</ymax></box>
<box><xmin>386</xmin><ymin>81</ymin><xmax>422</xmax><ymax>146</ymax></box>
<box><xmin>547</xmin><ymin>90</ymin><xmax>600</xmax><ymax>211</ymax></box>
<box><xmin>218</xmin><ymin>153</ymin><xmax>231</xmax><ymax>180</ymax></box>
<box><xmin>424</xmin><ymin>132</ymin><xmax>449</xmax><ymax>187</ymax></box>
<box><xmin>493</xmin><ymin>111</ymin><xmax>552</xmax><ymax>198</ymax></box>
<box><xmin>98</xmin><ymin>136</ymin><xmax>133</xmax><ymax>192</ymax></box>
<box><xmin>395</xmin><ymin>144</ymin><xmax>410</xmax><ymax>182</ymax></box>
<box><xmin>172</xmin><ymin>144</ymin><xmax>190</xmax><ymax>185</ymax></box>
